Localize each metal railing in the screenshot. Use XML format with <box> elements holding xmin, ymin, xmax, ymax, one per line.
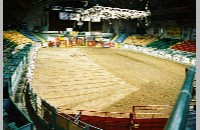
<box><xmin>165</xmin><ymin>65</ymin><xmax>196</xmax><ymax>130</ymax></box>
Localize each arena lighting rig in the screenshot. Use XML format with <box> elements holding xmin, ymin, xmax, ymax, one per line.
<box><xmin>52</xmin><ymin>1</ymin><xmax>151</xmax><ymax>26</ymax></box>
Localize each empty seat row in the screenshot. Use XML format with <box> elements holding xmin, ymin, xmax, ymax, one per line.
<box><xmin>123</xmin><ymin>34</ymin><xmax>157</xmax><ymax>46</ymax></box>
<box><xmin>19</xmin><ymin>30</ymin><xmax>41</xmax><ymax>42</ymax></box>
<box><xmin>146</xmin><ymin>38</ymin><xmax>180</xmax><ymax>49</ymax></box>
<box><xmin>3</xmin><ymin>38</ymin><xmax>18</xmax><ymax>50</ymax></box>
<box><xmin>3</xmin><ymin>38</ymin><xmax>18</xmax><ymax>64</ymax></box>
<box><xmin>171</xmin><ymin>41</ymin><xmax>196</xmax><ymax>53</ymax></box>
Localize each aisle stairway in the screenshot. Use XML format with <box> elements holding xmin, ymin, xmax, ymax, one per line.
<box><xmin>19</xmin><ymin>30</ymin><xmax>42</xmax><ymax>42</ymax></box>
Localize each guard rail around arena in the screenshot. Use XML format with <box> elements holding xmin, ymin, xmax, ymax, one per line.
<box><xmin>165</xmin><ymin>65</ymin><xmax>196</xmax><ymax>130</ymax></box>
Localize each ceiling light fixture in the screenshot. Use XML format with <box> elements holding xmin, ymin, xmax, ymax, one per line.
<box><xmin>53</xmin><ymin>1</ymin><xmax>151</xmax><ymax>25</ymax></box>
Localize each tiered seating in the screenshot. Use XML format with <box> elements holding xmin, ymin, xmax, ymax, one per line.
<box><xmin>19</xmin><ymin>30</ymin><xmax>43</xmax><ymax>42</ymax></box>
<box><xmin>123</xmin><ymin>34</ymin><xmax>157</xmax><ymax>46</ymax></box>
<box><xmin>3</xmin><ymin>98</ymin><xmax>33</xmax><ymax>130</ymax></box>
<box><xmin>146</xmin><ymin>38</ymin><xmax>180</xmax><ymax>49</ymax></box>
<box><xmin>3</xmin><ymin>31</ymin><xmax>34</xmax><ymax>44</ymax></box>
<box><xmin>3</xmin><ymin>38</ymin><xmax>18</xmax><ymax>64</ymax></box>
<box><xmin>171</xmin><ymin>41</ymin><xmax>196</xmax><ymax>53</ymax></box>
<box><xmin>3</xmin><ymin>44</ymin><xmax>31</xmax><ymax>95</ymax></box>
<box><xmin>3</xmin><ymin>38</ymin><xmax>18</xmax><ymax>50</ymax></box>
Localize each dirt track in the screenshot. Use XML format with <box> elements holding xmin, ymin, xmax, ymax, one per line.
<box><xmin>31</xmin><ymin>47</ymin><xmax>188</xmax><ymax>114</ymax></box>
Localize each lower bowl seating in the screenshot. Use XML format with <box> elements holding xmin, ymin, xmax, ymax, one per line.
<box><xmin>123</xmin><ymin>34</ymin><xmax>157</xmax><ymax>46</ymax></box>
<box><xmin>3</xmin><ymin>31</ymin><xmax>34</xmax><ymax>45</ymax></box>
<box><xmin>146</xmin><ymin>38</ymin><xmax>180</xmax><ymax>49</ymax></box>
<box><xmin>171</xmin><ymin>41</ymin><xmax>196</xmax><ymax>53</ymax></box>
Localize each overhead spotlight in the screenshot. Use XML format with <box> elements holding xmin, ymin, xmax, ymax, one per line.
<box><xmin>56</xmin><ymin>3</ymin><xmax>151</xmax><ymax>25</ymax></box>
<box><xmin>81</xmin><ymin>15</ymin><xmax>91</xmax><ymax>21</ymax></box>
<box><xmin>103</xmin><ymin>7</ymin><xmax>112</xmax><ymax>13</ymax></box>
<box><xmin>120</xmin><ymin>9</ymin><xmax>130</xmax><ymax>19</ymax></box>
<box><xmin>88</xmin><ymin>8</ymin><xmax>95</xmax><ymax>13</ymax></box>
<box><xmin>51</xmin><ymin>6</ymin><xmax>62</xmax><ymax>11</ymax></box>
<box><xmin>82</xmin><ymin>9</ymin><xmax>90</xmax><ymax>15</ymax></box>
<box><xmin>91</xmin><ymin>16</ymin><xmax>101</xmax><ymax>22</ymax></box>
<box><xmin>70</xmin><ymin>13</ymin><xmax>81</xmax><ymax>21</ymax></box>
<box><xmin>64</xmin><ymin>7</ymin><xmax>74</xmax><ymax>12</ymax></box>
<box><xmin>93</xmin><ymin>5</ymin><xmax>103</xmax><ymax>11</ymax></box>
<box><xmin>145</xmin><ymin>4</ymin><xmax>148</xmax><ymax>10</ymax></box>
<box><xmin>77</xmin><ymin>21</ymin><xmax>84</xmax><ymax>26</ymax></box>
<box><xmin>110</xmin><ymin>8</ymin><xmax>121</xmax><ymax>19</ymax></box>
<box><xmin>76</xmin><ymin>8</ymin><xmax>84</xmax><ymax>13</ymax></box>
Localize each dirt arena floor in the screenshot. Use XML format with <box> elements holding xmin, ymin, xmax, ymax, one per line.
<box><xmin>31</xmin><ymin>47</ymin><xmax>189</xmax><ymax>114</ymax></box>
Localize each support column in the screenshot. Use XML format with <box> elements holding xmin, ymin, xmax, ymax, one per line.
<box><xmin>88</xmin><ymin>21</ymin><xmax>91</xmax><ymax>31</ymax></box>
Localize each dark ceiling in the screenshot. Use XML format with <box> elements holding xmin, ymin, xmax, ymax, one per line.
<box><xmin>3</xmin><ymin>0</ymin><xmax>196</xmax><ymax>26</ymax></box>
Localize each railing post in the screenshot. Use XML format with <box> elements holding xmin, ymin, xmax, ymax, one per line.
<box><xmin>129</xmin><ymin>113</ymin><xmax>134</xmax><ymax>130</ymax></box>
<box><xmin>83</xmin><ymin>124</ymin><xmax>90</xmax><ymax>130</ymax></box>
<box><xmin>34</xmin><ymin>93</ymin><xmax>38</xmax><ymax>114</ymax></box>
<box><xmin>51</xmin><ymin>106</ymin><xmax>56</xmax><ymax>130</ymax></box>
<box><xmin>41</xmin><ymin>99</ymin><xmax>45</xmax><ymax>118</ymax></box>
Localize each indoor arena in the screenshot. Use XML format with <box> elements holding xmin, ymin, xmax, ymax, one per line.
<box><xmin>3</xmin><ymin>0</ymin><xmax>196</xmax><ymax>130</ymax></box>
